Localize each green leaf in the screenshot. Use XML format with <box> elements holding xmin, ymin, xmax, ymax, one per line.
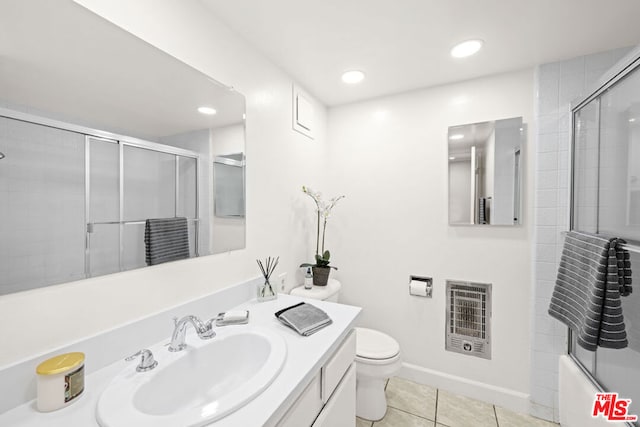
<box><xmin>322</xmin><ymin>250</ymin><xmax>330</xmax><ymax>260</ymax></box>
<box><xmin>299</xmin><ymin>263</ymin><xmax>314</xmax><ymax>268</ymax></box>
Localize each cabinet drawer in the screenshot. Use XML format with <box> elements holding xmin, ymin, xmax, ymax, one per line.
<box><xmin>321</xmin><ymin>329</ymin><xmax>356</xmax><ymax>403</ymax></box>
<box><xmin>276</xmin><ymin>372</ymin><xmax>323</xmax><ymax>427</ymax></box>
<box><xmin>313</xmin><ymin>363</ymin><xmax>356</xmax><ymax>427</ymax></box>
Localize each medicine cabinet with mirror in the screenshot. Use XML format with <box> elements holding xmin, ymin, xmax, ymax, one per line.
<box><xmin>448</xmin><ymin>117</ymin><xmax>524</xmax><ymax>226</ymax></box>
<box><xmin>0</xmin><ymin>1</ymin><xmax>246</xmax><ymax>295</ymax></box>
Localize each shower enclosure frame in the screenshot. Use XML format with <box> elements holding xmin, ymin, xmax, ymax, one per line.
<box><xmin>0</xmin><ymin>107</ymin><xmax>201</xmax><ymax>280</ymax></box>
<box><xmin>568</xmin><ymin>48</ymin><xmax>640</xmax><ymax>427</ymax></box>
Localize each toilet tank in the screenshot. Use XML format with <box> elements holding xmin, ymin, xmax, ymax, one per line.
<box><xmin>290</xmin><ymin>279</ymin><xmax>342</xmax><ymax>302</ymax></box>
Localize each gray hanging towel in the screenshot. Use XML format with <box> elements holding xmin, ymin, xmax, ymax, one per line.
<box><xmin>616</xmin><ymin>241</ymin><xmax>633</xmax><ymax>296</ymax></box>
<box><xmin>144</xmin><ymin>217</ymin><xmax>190</xmax><ymax>266</ymax></box>
<box><xmin>548</xmin><ymin>231</ymin><xmax>631</xmax><ymax>351</ymax></box>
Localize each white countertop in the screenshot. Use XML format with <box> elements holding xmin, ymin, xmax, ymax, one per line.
<box><xmin>0</xmin><ymin>294</ymin><xmax>361</xmax><ymax>427</ymax></box>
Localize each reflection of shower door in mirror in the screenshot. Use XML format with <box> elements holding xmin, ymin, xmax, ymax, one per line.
<box><xmin>86</xmin><ymin>140</ymin><xmax>199</xmax><ymax>277</ymax></box>
<box><xmin>122</xmin><ymin>145</ymin><xmax>177</xmax><ymax>271</ymax></box>
<box><xmin>86</xmin><ymin>137</ymin><xmax>121</xmax><ymax>277</ymax></box>
<box><xmin>0</xmin><ymin>112</ymin><xmax>202</xmax><ymax>294</ymax></box>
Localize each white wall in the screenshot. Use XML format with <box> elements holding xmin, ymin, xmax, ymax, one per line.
<box><xmin>211</xmin><ymin>124</ymin><xmax>245</xmax><ymax>156</ymax></box>
<box><xmin>326</xmin><ymin>69</ymin><xmax>535</xmax><ymax>409</ymax></box>
<box><xmin>448</xmin><ymin>160</ymin><xmax>472</xmax><ymax>224</ymax></box>
<box><xmin>483</xmin><ymin>128</ymin><xmax>495</xmax><ymax>201</ymax></box>
<box><xmin>211</xmin><ymin>124</ymin><xmax>246</xmax><ymax>253</ymax></box>
<box><xmin>0</xmin><ymin>0</ymin><xmax>327</xmax><ymax>367</ymax></box>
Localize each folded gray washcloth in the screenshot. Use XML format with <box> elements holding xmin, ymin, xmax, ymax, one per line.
<box><xmin>274</xmin><ymin>302</ymin><xmax>332</xmax><ymax>336</ymax></box>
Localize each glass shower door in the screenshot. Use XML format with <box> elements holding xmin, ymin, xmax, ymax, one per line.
<box><xmin>593</xmin><ymin>66</ymin><xmax>640</xmax><ymax>427</ymax></box>
<box><xmin>571</xmin><ymin>57</ymin><xmax>640</xmax><ymax>427</ymax></box>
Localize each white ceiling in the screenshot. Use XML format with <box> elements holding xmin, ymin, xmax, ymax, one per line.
<box><xmin>201</xmin><ymin>0</ymin><xmax>640</xmax><ymax>106</ymax></box>
<box><xmin>449</xmin><ymin>121</ymin><xmax>495</xmax><ymax>153</ymax></box>
<box><xmin>0</xmin><ymin>0</ymin><xmax>245</xmax><ymax>141</ymax></box>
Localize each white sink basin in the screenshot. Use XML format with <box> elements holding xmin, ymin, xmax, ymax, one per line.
<box><xmin>96</xmin><ymin>326</ymin><xmax>287</xmax><ymax>427</ymax></box>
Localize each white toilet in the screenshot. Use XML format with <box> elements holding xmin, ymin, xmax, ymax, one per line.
<box><xmin>290</xmin><ymin>279</ymin><xmax>402</xmax><ymax>421</ymax></box>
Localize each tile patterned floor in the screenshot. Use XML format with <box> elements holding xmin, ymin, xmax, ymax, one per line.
<box><xmin>356</xmin><ymin>377</ymin><xmax>560</xmax><ymax>427</ymax></box>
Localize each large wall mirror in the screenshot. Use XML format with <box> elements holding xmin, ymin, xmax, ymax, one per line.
<box><xmin>0</xmin><ymin>1</ymin><xmax>246</xmax><ymax>295</ymax></box>
<box><xmin>448</xmin><ymin>117</ymin><xmax>524</xmax><ymax>226</ymax></box>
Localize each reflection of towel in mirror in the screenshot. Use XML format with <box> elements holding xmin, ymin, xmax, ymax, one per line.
<box><xmin>144</xmin><ymin>217</ymin><xmax>190</xmax><ymax>266</ymax></box>
<box><xmin>275</xmin><ymin>302</ymin><xmax>332</xmax><ymax>336</ymax></box>
<box><xmin>548</xmin><ymin>231</ymin><xmax>631</xmax><ymax>351</ymax></box>
<box><xmin>478</xmin><ymin>198</ymin><xmax>486</xmax><ymax>224</ymax></box>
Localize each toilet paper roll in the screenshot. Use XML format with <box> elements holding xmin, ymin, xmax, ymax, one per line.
<box><xmin>409</xmin><ymin>280</ymin><xmax>428</xmax><ymax>297</ymax></box>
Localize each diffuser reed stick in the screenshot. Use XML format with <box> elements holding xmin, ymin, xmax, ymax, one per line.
<box><xmin>256</xmin><ymin>256</ymin><xmax>279</xmax><ymax>300</ymax></box>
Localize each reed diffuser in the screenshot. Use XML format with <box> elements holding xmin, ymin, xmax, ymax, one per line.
<box><xmin>256</xmin><ymin>256</ymin><xmax>279</xmax><ymax>302</ymax></box>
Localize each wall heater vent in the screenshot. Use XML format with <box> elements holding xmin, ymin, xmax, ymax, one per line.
<box><xmin>445</xmin><ymin>280</ymin><xmax>491</xmax><ymax>359</ymax></box>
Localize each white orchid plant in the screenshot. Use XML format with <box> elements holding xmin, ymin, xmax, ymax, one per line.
<box><xmin>300</xmin><ymin>186</ymin><xmax>345</xmax><ymax>270</ymax></box>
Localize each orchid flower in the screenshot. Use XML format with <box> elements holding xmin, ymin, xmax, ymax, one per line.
<box><xmin>302</xmin><ymin>186</ymin><xmax>345</xmax><ymax>266</ymax></box>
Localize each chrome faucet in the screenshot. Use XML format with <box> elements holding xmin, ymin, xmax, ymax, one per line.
<box><xmin>168</xmin><ymin>315</ymin><xmax>216</xmax><ymax>352</ymax></box>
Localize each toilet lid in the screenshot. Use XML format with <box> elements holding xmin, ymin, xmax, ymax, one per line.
<box><xmin>355</xmin><ymin>327</ymin><xmax>400</xmax><ymax>360</ymax></box>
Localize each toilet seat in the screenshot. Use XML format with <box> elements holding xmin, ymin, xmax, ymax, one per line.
<box><xmin>355</xmin><ymin>327</ymin><xmax>400</xmax><ymax>361</ymax></box>
<box><xmin>355</xmin><ymin>352</ymin><xmax>401</xmax><ymax>366</ymax></box>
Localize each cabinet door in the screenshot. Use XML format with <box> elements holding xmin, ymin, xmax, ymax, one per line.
<box><xmin>322</xmin><ymin>330</ymin><xmax>356</xmax><ymax>402</ymax></box>
<box><xmin>313</xmin><ymin>364</ymin><xmax>356</xmax><ymax>427</ymax></box>
<box><xmin>276</xmin><ymin>373</ymin><xmax>323</xmax><ymax>427</ymax></box>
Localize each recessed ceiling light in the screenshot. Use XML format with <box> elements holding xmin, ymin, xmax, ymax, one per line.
<box><xmin>449</xmin><ymin>156</ymin><xmax>456</xmax><ymax>160</ymax></box>
<box><xmin>197</xmin><ymin>106</ymin><xmax>217</xmax><ymax>115</ymax></box>
<box><xmin>449</xmin><ymin>134</ymin><xmax>464</xmax><ymax>140</ymax></box>
<box><xmin>629</xmin><ymin>118</ymin><xmax>636</xmax><ymax>122</ymax></box>
<box><xmin>450</xmin><ymin>39</ymin><xmax>483</xmax><ymax>58</ymax></box>
<box><xmin>341</xmin><ymin>70</ymin><xmax>365</xmax><ymax>84</ymax></box>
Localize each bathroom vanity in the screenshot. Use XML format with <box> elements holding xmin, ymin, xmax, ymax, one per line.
<box><xmin>0</xmin><ymin>287</ymin><xmax>360</xmax><ymax>427</ymax></box>
<box><xmin>277</xmin><ymin>329</ymin><xmax>356</xmax><ymax>427</ymax></box>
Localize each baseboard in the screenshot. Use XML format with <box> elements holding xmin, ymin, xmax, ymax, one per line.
<box><xmin>398</xmin><ymin>362</ymin><xmax>530</xmax><ymax>415</ymax></box>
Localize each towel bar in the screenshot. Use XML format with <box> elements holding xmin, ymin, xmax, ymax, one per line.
<box><xmin>88</xmin><ymin>218</ymin><xmax>199</xmax><ymax>226</ymax></box>
<box><xmin>560</xmin><ymin>231</ymin><xmax>640</xmax><ymax>254</ymax></box>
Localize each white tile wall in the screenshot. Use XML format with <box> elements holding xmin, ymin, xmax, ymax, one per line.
<box><xmin>531</xmin><ymin>46</ymin><xmax>632</xmax><ymax>422</ymax></box>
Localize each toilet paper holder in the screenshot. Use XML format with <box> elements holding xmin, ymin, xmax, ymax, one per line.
<box><xmin>409</xmin><ymin>275</ymin><xmax>433</xmax><ymax>298</ymax></box>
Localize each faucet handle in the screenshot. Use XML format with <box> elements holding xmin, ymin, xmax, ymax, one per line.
<box><xmin>125</xmin><ymin>349</ymin><xmax>158</xmax><ymax>372</ymax></box>
<box><xmin>201</xmin><ymin>319</ymin><xmax>217</xmax><ymax>339</ymax></box>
